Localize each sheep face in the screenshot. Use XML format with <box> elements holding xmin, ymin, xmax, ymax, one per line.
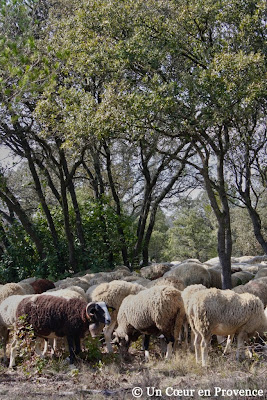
<box><xmin>86</xmin><ymin>301</ymin><xmax>111</xmax><ymax>337</ymax></box>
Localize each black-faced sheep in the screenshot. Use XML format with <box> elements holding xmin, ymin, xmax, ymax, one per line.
<box><xmin>90</xmin><ymin>280</ymin><xmax>145</xmax><ymax>352</ymax></box>
<box><xmin>8</xmin><ymin>295</ymin><xmax>111</xmax><ymax>367</ymax></box>
<box><xmin>182</xmin><ymin>285</ymin><xmax>267</xmax><ymax>366</ymax></box>
<box><xmin>114</xmin><ymin>285</ymin><xmax>185</xmax><ymax>360</ymax></box>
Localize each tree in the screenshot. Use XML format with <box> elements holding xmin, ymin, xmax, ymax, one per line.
<box><xmin>164</xmin><ymin>196</ymin><xmax>217</xmax><ymax>262</ymax></box>
<box><xmin>226</xmin><ymin>106</ymin><xmax>267</xmax><ymax>253</ymax></box>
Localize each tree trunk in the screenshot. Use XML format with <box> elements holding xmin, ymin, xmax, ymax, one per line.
<box><xmin>104</xmin><ymin>141</ymin><xmax>130</xmax><ymax>268</ymax></box>
<box><xmin>200</xmin><ymin>148</ymin><xmax>233</xmax><ymax>289</ymax></box>
<box><xmin>247</xmin><ymin>206</ymin><xmax>267</xmax><ymax>254</ymax></box>
<box><xmin>217</xmin><ymin>216</ymin><xmax>232</xmax><ymax>289</ymax></box>
<box><xmin>132</xmin><ymin>188</ymin><xmax>152</xmax><ymax>267</ymax></box>
<box><xmin>142</xmin><ymin>206</ymin><xmax>157</xmax><ymax>266</ymax></box>
<box><xmin>56</xmin><ymin>140</ymin><xmax>86</xmax><ymax>252</ymax></box>
<box><xmin>0</xmin><ymin>188</ymin><xmax>46</xmax><ymax>263</ymax></box>
<box><xmin>60</xmin><ymin>178</ymin><xmax>77</xmax><ymax>272</ymax></box>
<box><xmin>22</xmin><ymin>139</ymin><xmax>62</xmax><ymax>263</ymax></box>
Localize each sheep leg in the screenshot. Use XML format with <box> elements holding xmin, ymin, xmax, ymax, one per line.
<box><xmin>67</xmin><ymin>336</ymin><xmax>75</xmax><ymax>365</ymax></box>
<box><xmin>183</xmin><ymin>321</ymin><xmax>189</xmax><ymax>348</ymax></box>
<box><xmin>165</xmin><ymin>336</ymin><xmax>174</xmax><ymax>360</ymax></box>
<box><xmin>104</xmin><ymin>320</ymin><xmax>117</xmax><ymax>353</ymax></box>
<box><xmin>194</xmin><ymin>332</ymin><xmax>201</xmax><ymax>364</ymax></box>
<box><xmin>42</xmin><ymin>339</ymin><xmax>48</xmax><ymax>356</ymax></box>
<box><xmin>47</xmin><ymin>338</ymin><xmax>57</xmax><ymax>356</ymax></box>
<box><xmin>9</xmin><ymin>335</ymin><xmax>18</xmax><ymax>368</ymax></box>
<box><xmin>223</xmin><ymin>334</ymin><xmax>234</xmax><ymax>355</ymax></box>
<box><xmin>201</xmin><ymin>334</ymin><xmax>210</xmax><ymax>367</ymax></box>
<box><xmin>35</xmin><ymin>337</ymin><xmax>45</xmax><ymax>358</ymax></box>
<box><xmin>236</xmin><ymin>332</ymin><xmax>247</xmax><ymax>361</ymax></box>
<box><xmin>2</xmin><ymin>328</ymin><xmax>9</xmax><ymax>364</ymax></box>
<box><xmin>143</xmin><ymin>334</ymin><xmax>150</xmax><ymax>361</ymax></box>
<box><xmin>74</xmin><ymin>337</ymin><xmax>81</xmax><ymax>356</ymax></box>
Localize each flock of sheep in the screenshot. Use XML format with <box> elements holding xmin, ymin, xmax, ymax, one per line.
<box><xmin>0</xmin><ymin>255</ymin><xmax>267</xmax><ymax>368</ymax></box>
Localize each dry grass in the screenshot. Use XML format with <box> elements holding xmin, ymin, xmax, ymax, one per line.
<box><xmin>0</xmin><ymin>338</ymin><xmax>267</xmax><ymax>399</ymax></box>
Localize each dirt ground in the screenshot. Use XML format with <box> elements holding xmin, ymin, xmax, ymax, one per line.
<box><xmin>0</xmin><ymin>341</ymin><xmax>267</xmax><ymax>400</ymax></box>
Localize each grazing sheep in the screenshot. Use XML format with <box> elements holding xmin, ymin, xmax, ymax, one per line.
<box><xmin>164</xmin><ymin>262</ymin><xmax>211</xmax><ymax>288</ymax></box>
<box><xmin>114</xmin><ymin>285</ymin><xmax>185</xmax><ymax>360</ymax></box>
<box><xmin>90</xmin><ymin>280</ymin><xmax>145</xmax><ymax>352</ymax></box>
<box><xmin>30</xmin><ymin>279</ymin><xmax>55</xmax><ymax>294</ymax></box>
<box><xmin>182</xmin><ymin>285</ymin><xmax>267</xmax><ymax>366</ymax></box>
<box><xmin>9</xmin><ymin>295</ymin><xmax>111</xmax><ymax>367</ymax></box>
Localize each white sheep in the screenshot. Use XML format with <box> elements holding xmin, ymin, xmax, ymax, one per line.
<box><xmin>114</xmin><ymin>285</ymin><xmax>185</xmax><ymax>360</ymax></box>
<box><xmin>90</xmin><ymin>280</ymin><xmax>145</xmax><ymax>352</ymax></box>
<box><xmin>182</xmin><ymin>285</ymin><xmax>267</xmax><ymax>366</ymax></box>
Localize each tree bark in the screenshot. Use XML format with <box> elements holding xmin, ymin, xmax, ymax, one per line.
<box><xmin>104</xmin><ymin>141</ymin><xmax>130</xmax><ymax>267</ymax></box>
<box><xmin>198</xmin><ymin>136</ymin><xmax>233</xmax><ymax>289</ymax></box>
<box><xmin>0</xmin><ymin>186</ymin><xmax>46</xmax><ymax>263</ymax></box>
<box><xmin>56</xmin><ymin>139</ymin><xmax>86</xmax><ymax>252</ymax></box>
<box><xmin>21</xmin><ymin>138</ymin><xmax>62</xmax><ymax>261</ymax></box>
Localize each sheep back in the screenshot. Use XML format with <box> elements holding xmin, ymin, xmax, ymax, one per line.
<box><xmin>148</xmin><ymin>276</ymin><xmax>185</xmax><ymax>291</ymax></box>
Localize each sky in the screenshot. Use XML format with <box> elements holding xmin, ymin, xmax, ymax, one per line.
<box><xmin>0</xmin><ymin>145</ymin><xmax>20</xmax><ymax>168</ymax></box>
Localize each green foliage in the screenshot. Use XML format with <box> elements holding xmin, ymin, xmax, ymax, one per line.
<box><xmin>0</xmin><ymin>196</ymin><xmax>136</xmax><ymax>282</ymax></box>
<box><xmin>148</xmin><ymin>208</ymin><xmax>170</xmax><ymax>262</ymax></box>
<box><xmin>231</xmin><ymin>207</ymin><xmax>267</xmax><ymax>256</ymax></box>
<box><xmin>0</xmin><ymin>221</ymin><xmax>40</xmax><ymax>282</ymax></box>
<box><xmin>164</xmin><ymin>197</ymin><xmax>218</xmax><ymax>262</ymax></box>
<box><xmin>83</xmin><ymin>336</ymin><xmax>103</xmax><ymax>363</ymax></box>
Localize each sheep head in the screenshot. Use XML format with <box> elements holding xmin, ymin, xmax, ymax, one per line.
<box><xmin>86</xmin><ymin>301</ymin><xmax>111</xmax><ymax>337</ymax></box>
